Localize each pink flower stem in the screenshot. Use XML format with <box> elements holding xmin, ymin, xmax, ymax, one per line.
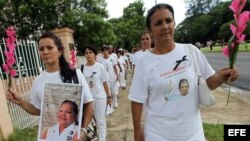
<box><xmin>8</xmin><ymin>74</ymin><xmax>12</xmax><ymax>88</ymax></box>
<box><xmin>226</xmin><ymin>81</ymin><xmax>231</xmax><ymax>106</ymax></box>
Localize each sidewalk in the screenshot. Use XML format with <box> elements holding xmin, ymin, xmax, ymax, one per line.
<box><xmin>106</xmin><ymin>71</ymin><xmax>250</xmax><ymax>141</ymax></box>
<box><xmin>106</xmin><ymin>71</ymin><xmax>134</xmax><ymax>141</ymax></box>
<box><xmin>201</xmin><ymin>84</ymin><xmax>250</xmax><ymax>124</ymax></box>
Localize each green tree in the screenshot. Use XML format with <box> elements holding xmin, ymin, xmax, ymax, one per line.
<box><xmin>0</xmin><ymin>0</ymin><xmax>74</xmax><ymax>37</ymax></box>
<box><xmin>176</xmin><ymin>0</ymin><xmax>250</xmax><ymax>44</ymax></box>
<box><xmin>109</xmin><ymin>0</ymin><xmax>146</xmax><ymax>51</ymax></box>
<box><xmin>218</xmin><ymin>21</ymin><xmax>232</xmax><ymax>41</ymax></box>
<box><xmin>191</xmin><ymin>15</ymin><xmax>214</xmax><ymax>43</ymax></box>
<box><xmin>75</xmin><ymin>12</ymin><xmax>116</xmax><ymax>54</ymax></box>
<box><xmin>185</xmin><ymin>0</ymin><xmax>222</xmax><ymax>17</ymax></box>
<box><xmin>175</xmin><ymin>17</ymin><xmax>194</xmax><ymax>43</ymax></box>
<box><xmin>0</xmin><ymin>0</ymin><xmax>116</xmax><ymax>54</ymax></box>
<box><xmin>80</xmin><ymin>0</ymin><xmax>108</xmax><ymax>18</ymax></box>
<box><xmin>0</xmin><ymin>0</ymin><xmax>109</xmax><ymax>35</ymax></box>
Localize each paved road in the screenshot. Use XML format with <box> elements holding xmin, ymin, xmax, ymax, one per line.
<box><xmin>203</xmin><ymin>52</ymin><xmax>250</xmax><ymax>90</ymax></box>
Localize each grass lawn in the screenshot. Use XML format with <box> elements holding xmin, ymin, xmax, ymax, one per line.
<box><xmin>204</xmin><ymin>123</ymin><xmax>224</xmax><ymax>141</ymax></box>
<box><xmin>200</xmin><ymin>43</ymin><xmax>250</xmax><ymax>52</ymax></box>
<box><xmin>2</xmin><ymin>123</ymin><xmax>224</xmax><ymax>141</ymax></box>
<box><xmin>1</xmin><ymin>126</ymin><xmax>38</xmax><ymax>141</ymax></box>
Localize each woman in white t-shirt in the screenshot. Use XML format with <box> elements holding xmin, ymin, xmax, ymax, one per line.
<box><xmin>108</xmin><ymin>45</ymin><xmax>122</xmax><ymax>97</ymax></box>
<box><xmin>6</xmin><ymin>32</ymin><xmax>93</xmax><ymax>140</ymax></box>
<box><xmin>128</xmin><ymin>4</ymin><xmax>239</xmax><ymax>141</ymax></box>
<box><xmin>117</xmin><ymin>49</ymin><xmax>127</xmax><ymax>89</ymax></box>
<box><xmin>97</xmin><ymin>46</ymin><xmax>119</xmax><ymax>108</ymax></box>
<box><xmin>132</xmin><ymin>31</ymin><xmax>152</xmax><ymax>77</ymax></box>
<box><xmin>82</xmin><ymin>45</ymin><xmax>111</xmax><ymax>141</ymax></box>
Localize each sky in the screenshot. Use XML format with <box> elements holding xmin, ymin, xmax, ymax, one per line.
<box><xmin>106</xmin><ymin>0</ymin><xmax>186</xmax><ymax>25</ymax></box>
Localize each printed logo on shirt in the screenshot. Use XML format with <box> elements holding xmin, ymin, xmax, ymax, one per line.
<box><xmin>160</xmin><ymin>66</ymin><xmax>186</xmax><ymax>78</ymax></box>
<box><xmin>160</xmin><ymin>55</ymin><xmax>190</xmax><ymax>78</ymax></box>
<box><xmin>89</xmin><ymin>72</ymin><xmax>96</xmax><ymax>88</ymax></box>
<box><xmin>163</xmin><ymin>80</ymin><xmax>174</xmax><ymax>101</ymax></box>
<box><xmin>105</xmin><ymin>64</ymin><xmax>109</xmax><ymax>72</ymax></box>
<box><xmin>163</xmin><ymin>78</ymin><xmax>190</xmax><ymax>101</ymax></box>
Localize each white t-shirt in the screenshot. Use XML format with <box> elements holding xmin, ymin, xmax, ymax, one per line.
<box><xmin>83</xmin><ymin>62</ymin><xmax>109</xmax><ymax>99</ymax></box>
<box><xmin>110</xmin><ymin>53</ymin><xmax>118</xmax><ymax>60</ymax></box>
<box><xmin>123</xmin><ymin>55</ymin><xmax>128</xmax><ymax>62</ymax></box>
<box><xmin>45</xmin><ymin>123</ymin><xmax>78</xmax><ymax>141</ymax></box>
<box><xmin>96</xmin><ymin>53</ymin><xmax>103</xmax><ymax>63</ymax></box>
<box><xmin>97</xmin><ymin>55</ymin><xmax>117</xmax><ymax>82</ymax></box>
<box><xmin>130</xmin><ymin>53</ymin><xmax>134</xmax><ymax>63</ymax></box>
<box><xmin>30</xmin><ymin>69</ymin><xmax>93</xmax><ymax>109</ymax></box>
<box><xmin>132</xmin><ymin>50</ymin><xmax>146</xmax><ymax>65</ymax></box>
<box><xmin>128</xmin><ymin>43</ymin><xmax>215</xmax><ymax>141</ymax></box>
<box><xmin>118</xmin><ymin>56</ymin><xmax>126</xmax><ymax>72</ymax></box>
<box><xmin>110</xmin><ymin>53</ymin><xmax>120</xmax><ymax>74</ymax></box>
<box><xmin>124</xmin><ymin>53</ymin><xmax>132</xmax><ymax>62</ymax></box>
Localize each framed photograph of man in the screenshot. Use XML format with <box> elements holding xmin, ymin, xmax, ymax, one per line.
<box><xmin>38</xmin><ymin>83</ymin><xmax>83</xmax><ymax>141</ymax></box>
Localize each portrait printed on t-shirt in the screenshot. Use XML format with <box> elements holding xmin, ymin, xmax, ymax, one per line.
<box><xmin>179</xmin><ymin>79</ymin><xmax>189</xmax><ymax>96</ymax></box>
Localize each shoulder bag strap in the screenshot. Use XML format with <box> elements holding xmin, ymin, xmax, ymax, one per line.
<box><xmin>72</xmin><ymin>69</ymin><xmax>79</xmax><ymax>84</ymax></box>
<box><xmin>188</xmin><ymin>44</ymin><xmax>201</xmax><ymax>77</ymax></box>
<box><xmin>80</xmin><ymin>64</ymin><xmax>84</xmax><ymax>73</ymax></box>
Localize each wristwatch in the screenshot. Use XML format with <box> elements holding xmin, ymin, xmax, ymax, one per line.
<box><xmin>107</xmin><ymin>96</ymin><xmax>112</xmax><ymax>99</ymax></box>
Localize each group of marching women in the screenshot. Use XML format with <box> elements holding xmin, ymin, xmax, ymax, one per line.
<box><xmin>6</xmin><ymin>3</ymin><xmax>240</xmax><ymax>141</ymax></box>
<box><xmin>6</xmin><ymin>31</ymin><xmax>131</xmax><ymax>141</ymax></box>
<box><xmin>81</xmin><ymin>44</ymin><xmax>131</xmax><ymax>141</ymax></box>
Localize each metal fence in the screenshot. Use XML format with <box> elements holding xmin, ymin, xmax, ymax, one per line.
<box><xmin>0</xmin><ymin>38</ymin><xmax>45</xmax><ymax>129</ymax></box>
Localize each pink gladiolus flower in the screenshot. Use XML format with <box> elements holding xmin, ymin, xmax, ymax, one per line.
<box><xmin>224</xmin><ymin>0</ymin><xmax>250</xmax><ymax>105</ymax></box>
<box><xmin>222</xmin><ymin>46</ymin><xmax>229</xmax><ymax>57</ymax></box>
<box><xmin>2</xmin><ymin>26</ymin><xmax>17</xmax><ymax>88</ymax></box>
<box><xmin>6</xmin><ymin>58</ymin><xmax>16</xmax><ymax>67</ymax></box>
<box><xmin>230</xmin><ymin>24</ymin><xmax>237</xmax><ymax>35</ymax></box>
<box><xmin>238</xmin><ymin>11</ymin><xmax>250</xmax><ymax>25</ymax></box>
<box><xmin>71</xmin><ymin>58</ymin><xmax>76</xmax><ymax>62</ymax></box>
<box><xmin>237</xmin><ymin>34</ymin><xmax>245</xmax><ymax>43</ymax></box>
<box><xmin>69</xmin><ymin>49</ymin><xmax>77</xmax><ymax>69</ymax></box>
<box><xmin>4</xmin><ymin>51</ymin><xmax>15</xmax><ymax>58</ymax></box>
<box><xmin>236</xmin><ymin>24</ymin><xmax>247</xmax><ymax>37</ymax></box>
<box><xmin>9</xmin><ymin>69</ymin><xmax>17</xmax><ymax>77</ymax></box>
<box><xmin>2</xmin><ymin>64</ymin><xmax>9</xmax><ymax>73</ymax></box>
<box><xmin>6</xmin><ymin>26</ymin><xmax>16</xmax><ymax>37</ymax></box>
<box><xmin>7</xmin><ymin>36</ymin><xmax>16</xmax><ymax>44</ymax></box>
<box><xmin>6</xmin><ymin>43</ymin><xmax>16</xmax><ymax>52</ymax></box>
<box><xmin>229</xmin><ymin>0</ymin><xmax>246</xmax><ymax>14</ymax></box>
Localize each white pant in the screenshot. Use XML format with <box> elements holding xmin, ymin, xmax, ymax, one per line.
<box><xmin>109</xmin><ymin>81</ymin><xmax>118</xmax><ymax>103</ymax></box>
<box><xmin>119</xmin><ymin>70</ymin><xmax>126</xmax><ymax>87</ymax></box>
<box><xmin>114</xmin><ymin>81</ymin><xmax>119</xmax><ymax>95</ymax></box>
<box><xmin>94</xmin><ymin>98</ymin><xmax>107</xmax><ymax>141</ymax></box>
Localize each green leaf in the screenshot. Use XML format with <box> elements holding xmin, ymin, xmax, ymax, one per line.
<box><xmin>227</xmin><ymin>36</ymin><xmax>234</xmax><ymax>68</ymax></box>
<box><xmin>231</xmin><ymin>42</ymin><xmax>240</xmax><ymax>67</ymax></box>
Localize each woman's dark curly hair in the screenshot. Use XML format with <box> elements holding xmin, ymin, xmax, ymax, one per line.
<box><xmin>39</xmin><ymin>32</ymin><xmax>76</xmax><ymax>83</ymax></box>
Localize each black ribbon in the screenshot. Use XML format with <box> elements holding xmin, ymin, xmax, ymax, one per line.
<box><xmin>91</xmin><ymin>72</ymin><xmax>96</xmax><ymax>78</ymax></box>
<box><xmin>173</xmin><ymin>55</ymin><xmax>188</xmax><ymax>71</ymax></box>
